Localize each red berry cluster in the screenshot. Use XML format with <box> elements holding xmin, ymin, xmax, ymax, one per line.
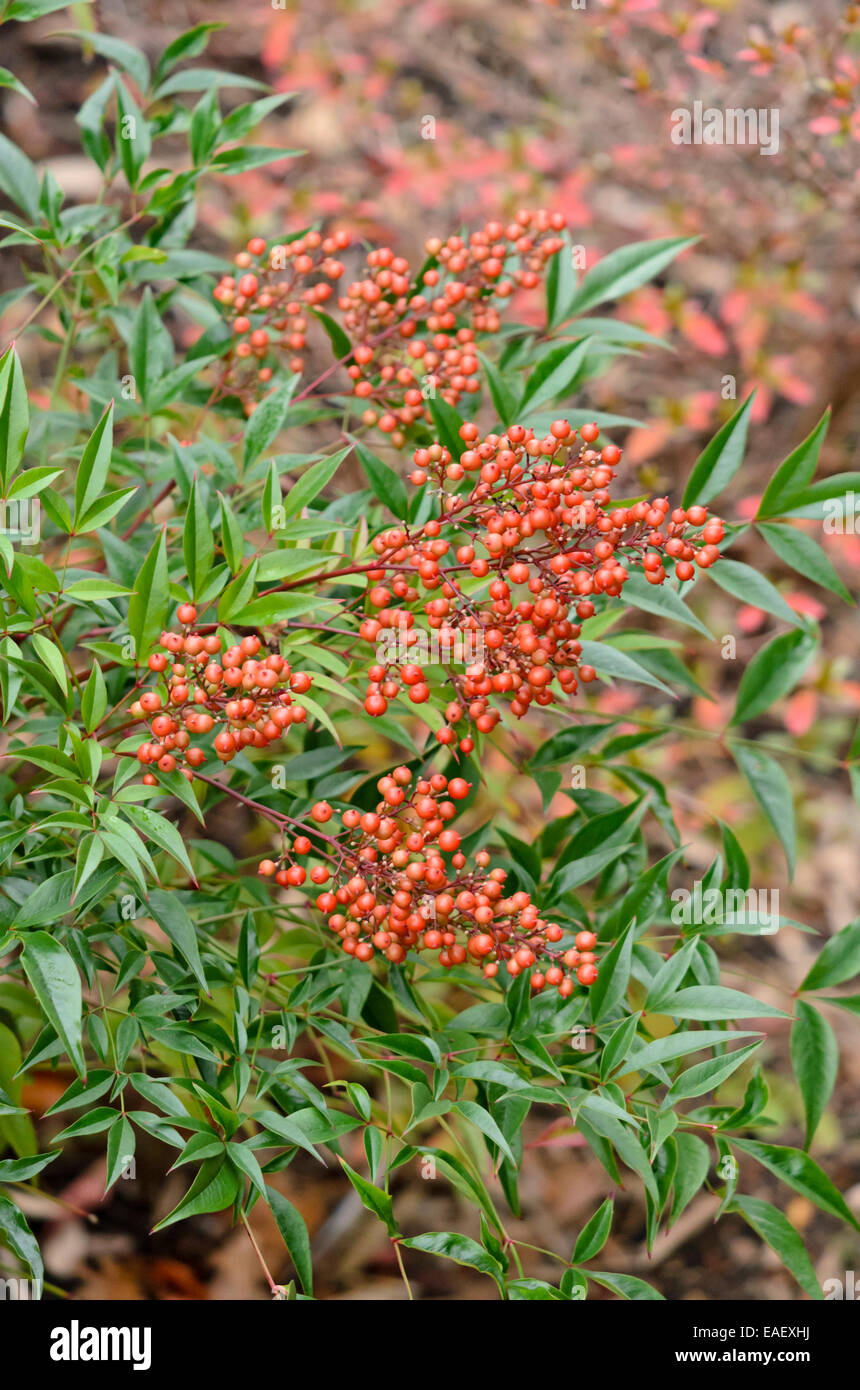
<box><xmin>212</xmin><ymin>230</ymin><xmax>351</xmax><ymax>405</ymax></box>
<box><xmin>131</xmin><ymin>605</ymin><xmax>313</xmax><ymax>781</ymax></box>
<box><xmin>210</xmin><ymin>211</ymin><xmax>565</xmax><ymax>436</ymax></box>
<box><xmin>257</xmin><ymin>766</ymin><xmax>599</xmax><ymax>991</ymax></box>
<box><xmin>356</xmin><ymin>420</ymin><xmax>724</xmax><ymax>733</ymax></box>
<box><xmin>344</xmin><ymin>209</ymin><xmax>566</xmax><ymax>438</ymax></box>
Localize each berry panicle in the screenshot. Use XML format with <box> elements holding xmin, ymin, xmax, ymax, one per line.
<box><xmin>258</xmin><ymin>764</ymin><xmax>600</xmax><ymax>993</ymax></box>
<box><xmin>131</xmin><ymin>610</ymin><xmax>314</xmax><ymax>783</ymax></box>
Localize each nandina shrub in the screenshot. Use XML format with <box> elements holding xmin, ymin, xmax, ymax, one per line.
<box><xmin>0</xmin><ymin>16</ymin><xmax>858</xmax><ymax>1301</ymax></box>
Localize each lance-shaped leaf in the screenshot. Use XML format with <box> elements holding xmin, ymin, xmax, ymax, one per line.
<box><xmin>127</xmin><ymin>529</ymin><xmax>169</xmax><ymax>659</ymax></box>
<box><xmin>267</xmin><ymin>1185</ymin><xmax>313</xmax><ymax>1295</ymax></box>
<box><xmin>563</xmin><ymin>235</ymin><xmax>699</xmax><ymax>319</ymax></box>
<box><xmin>21</xmin><ymin>932</ymin><xmax>85</xmax><ymax>1079</ymax></box>
<box><xmin>74</xmin><ymin>402</ymin><xmax>113</xmax><ymax>527</ymax></box>
<box><xmin>730</xmin><ymin>743</ymin><xmax>796</xmax><ymax>877</ymax></box>
<box><xmin>0</xmin><ymin>344</ymin><xmax>29</xmax><ymax>492</ymax></box>
<box><xmin>757</xmin><ymin>410</ymin><xmax>831</xmax><ymax>518</ymax></box>
<box><xmin>339</xmin><ymin>1158</ymin><xmax>399</xmax><ymax>1236</ymax></box>
<box><xmin>731</xmin><ymin>626</ymin><xmax>818</xmax><ymax>726</ymax></box>
<box><xmin>799</xmin><ymin>918</ymin><xmax>860</xmax><ymax>992</ymax></box>
<box><xmin>0</xmin><ymin>1193</ymin><xmax>42</xmax><ymax>1282</ymax></box>
<box><xmin>728</xmin><ymin>1195</ymin><xmax>822</xmax><ymax>1300</ymax></box>
<box><xmin>146</xmin><ymin>888</ymin><xmax>208</xmax><ymax>990</ymax></box>
<box><xmin>151</xmin><ymin>1156</ymin><xmax>240</xmax><ymax>1231</ymax></box>
<box><xmin>682</xmin><ymin>393</ymin><xmax>755</xmax><ymax>508</ymax></box>
<box><xmin>183</xmin><ymin>475</ymin><xmax>214</xmax><ymax>597</ymax></box>
<box><xmin>791</xmin><ymin>1001</ymin><xmax>838</xmax><ymax>1149</ymax></box>
<box><xmin>732</xmin><ymin>1138</ymin><xmax>860</xmax><ymax>1232</ymax></box>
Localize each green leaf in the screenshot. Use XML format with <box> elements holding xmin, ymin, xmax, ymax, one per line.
<box><xmin>218</xmin><ymin>492</ymin><xmax>244</xmax><ymax>572</ymax></box>
<box><xmin>731</xmin><ymin>627</ymin><xmax>818</xmax><ymax>726</ymax></box>
<box><xmin>756</xmin><ymin>521</ymin><xmax>853</xmax><ymax>605</ymax></box>
<box><xmin>339</xmin><ymin>1158</ymin><xmax>399</xmax><ymax>1236</ymax></box>
<box><xmin>13</xmin><ymin>870</ymin><xmax>74</xmax><ymax>926</ymax></box>
<box><xmin>645</xmin><ymin>938</ymin><xmax>700</xmax><ymax>1010</ymax></box>
<box><xmin>127</xmin><ymin>288</ymin><xmax>172</xmax><ymax>409</ymax></box>
<box><xmin>530</xmin><ymin>722</ymin><xmax>608</xmax><ymax>768</ymax></box>
<box><xmin>282</xmin><ymin>447</ymin><xmax>350</xmax><ymax>518</ymax></box>
<box><xmin>427</xmin><ymin>395</ymin><xmax>466</xmax><ymax>461</ymax></box>
<box><xmin>310</xmin><ymin>307</ymin><xmax>351</xmax><ymax>360</ymax></box>
<box><xmin>590</xmin><ymin>924</ymin><xmax>635</xmax><ymax>1023</ymax></box>
<box><xmin>453</xmin><ymin>1100</ymin><xmax>516</xmax><ymax>1166</ymax></box>
<box><xmin>31</xmin><ymin>633</ymin><xmax>68</xmax><ymax>695</ymax></box>
<box><xmin>478</xmin><ymin>351</ymin><xmax>518</xmax><ymax>426</ymax></box>
<box><xmin>578</xmin><ymin>639</ymin><xmax>674</xmax><ymax>696</ymax></box>
<box><xmin>506</xmin><ymin>1277</ymin><xmax>565</xmax><ymax>1300</ymax></box>
<box><xmin>126</xmin><ymin>529</ymin><xmax>169</xmax><ymax>660</ymax></box>
<box><xmin>799</xmin><ymin>918</ymin><xmax>860</xmax><ymax>992</ymax></box>
<box><xmin>153</xmin><ymin>66</ymin><xmax>268</xmax><ymax>98</ymax></box>
<box><xmin>355</xmin><ymin>441</ymin><xmax>409</xmax><ymax>519</ymax></box>
<box><xmin>7</xmin><ymin>0</ymin><xmax>92</xmax><ymax>19</ymax></box>
<box><xmin>21</xmin><ymin>932</ymin><xmax>85</xmax><ymax>1079</ymax></box>
<box><xmin>72</xmin><ymin>832</ymin><xmax>105</xmax><ymax>902</ymax></box>
<box><xmin>682</xmin><ymin>393</ymin><xmax>755</xmax><ymax>508</ymax></box>
<box><xmin>146</xmin><ymin>888</ymin><xmax>208</xmax><ymax>990</ymax></box>
<box><xmin>81</xmin><ymin>661</ymin><xmax>107</xmax><ymax>732</ymax></box>
<box><xmin>757</xmin><ymin>410</ymin><xmax>831</xmax><ymax>519</ymax></box>
<box><xmin>791</xmin><ymin>1001</ymin><xmax>838</xmax><ymax>1149</ymax></box>
<box><xmin>243</xmin><ymin>377</ymin><xmax>298</xmax><ymax>468</ymax></box>
<box><xmin>665</xmin><ymin>1040</ymin><xmax>763</xmax><ymax>1102</ymax></box>
<box><xmin>189</xmin><ymin>87</ymin><xmax>220</xmax><ymax>166</ymax></box>
<box><xmin>105</xmin><ymin>1114</ymin><xmax>135</xmax><ymax>1191</ymax></box>
<box><xmin>572</xmin><ymin>1197</ymin><xmax>613</xmax><ymax>1264</ymax></box>
<box><xmin>586</xmin><ymin>1270</ymin><xmax>664</xmax><ymax>1300</ymax></box>
<box><xmin>400</xmin><ymin>1230</ymin><xmax>504</xmax><ymax>1283</ymax></box>
<box><xmin>77</xmin><ymin>487</ymin><xmax>137</xmax><ymax>533</ymax></box>
<box><xmin>183</xmin><ymin>476</ymin><xmax>214</xmax><ymax>598</ymax></box>
<box><xmin>670</xmin><ymin>1132</ymin><xmax>711</xmax><ymax>1224</ymax></box>
<box><xmin>518</xmin><ymin>339</ymin><xmax>590</xmax><ymax>412</ymax></box>
<box><xmin>620</xmin><ymin>571</ymin><xmax>713</xmax><ymax>639</ymax></box>
<box><xmin>115</xmin><ymin>77</ymin><xmax>151</xmax><ymax>189</ymax></box>
<box><xmin>707</xmin><ymin>557</ymin><xmax>802</xmax><ymax>628</ymax></box>
<box><xmin>727</xmin><ymin>1195</ymin><xmax>821</xmax><ymax>1299</ymax></box>
<box><xmin>10</xmin><ymin>744</ymin><xmax>77</xmax><ymax>778</ymax></box>
<box><xmin>0</xmin><ymin>132</ymin><xmax>40</xmax><ymax>221</ymax></box>
<box><xmin>152</xmin><ymin>1156</ymin><xmax>240</xmax><ymax>1231</ymax></box>
<box><xmin>625</xmin><ymin>1028</ymin><xmax>762</xmax><ymax>1077</ymax></box>
<box><xmin>0</xmin><ymin>65</ymin><xmax>35</xmax><ymax>104</ymax></box>
<box><xmin>732</xmin><ymin>1138</ymin><xmax>860</xmax><ymax>1233</ymax></box>
<box><xmin>0</xmin><ymin>1151</ymin><xmax>56</xmax><ymax>1182</ymax></box>
<box><xmin>730</xmin><ymin>743</ymin><xmax>796</xmax><ymax>877</ymax></box>
<box><xmin>0</xmin><ymin>345</ymin><xmax>29</xmax><ymax>492</ymax></box>
<box><xmin>0</xmin><ymin>1193</ymin><xmax>42</xmax><ymax>1282</ymax></box>
<box><xmin>155</xmin><ymin>23</ymin><xmax>223</xmax><ymax>82</ymax></box>
<box><xmin>563</xmin><ymin>236</ymin><xmax>698</xmax><ymax>318</ymax></box>
<box><xmin>210</xmin><ymin>145</ymin><xmax>301</xmax><ymax>175</ymax></box>
<box><xmin>7</xmin><ymin>466</ymin><xmax>63</xmax><ymax>499</ymax></box>
<box><xmin>226</xmin><ymin>1141</ymin><xmax>267</xmax><ymax>1201</ymax></box>
<box><xmin>659</xmin><ymin>986</ymin><xmax>788</xmax><ymax>1021</ymax></box>
<box><xmin>64</xmin><ymin>30</ymin><xmax>150</xmax><ymax>95</ymax></box>
<box><xmin>267</xmin><ymin>1185</ymin><xmax>313</xmax><ymax>1295</ymax></box>
<box><xmin>44</xmin><ymin>1071</ymin><xmax>114</xmax><ymax>1116</ymax></box>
